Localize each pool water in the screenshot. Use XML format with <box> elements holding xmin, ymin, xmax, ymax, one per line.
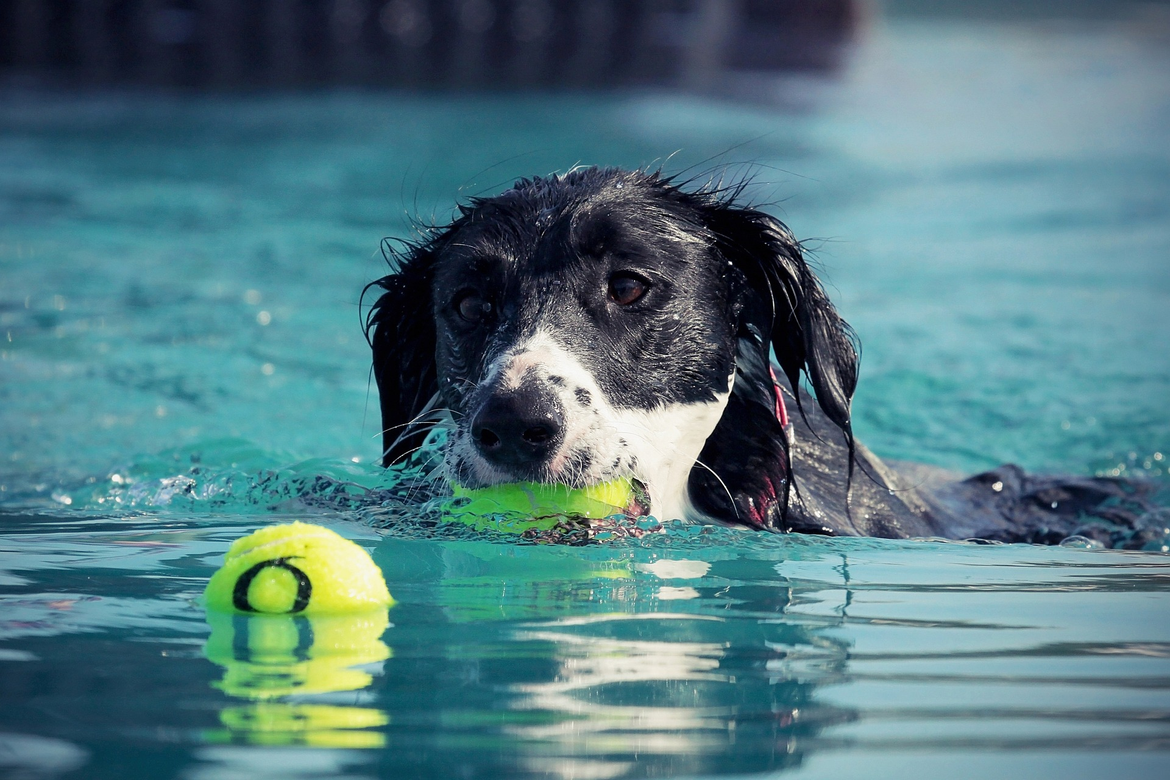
<box><xmin>2</xmin><ymin>10</ymin><xmax>1170</xmax><ymax>780</ymax></box>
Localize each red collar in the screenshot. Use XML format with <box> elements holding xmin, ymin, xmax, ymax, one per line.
<box><xmin>769</xmin><ymin>367</ymin><xmax>795</xmax><ymax>448</ymax></box>
<box><xmin>769</xmin><ymin>367</ymin><xmax>790</xmax><ymax>429</ymax></box>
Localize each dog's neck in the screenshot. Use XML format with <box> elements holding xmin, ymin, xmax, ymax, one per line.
<box><xmin>608</xmin><ymin>385</ymin><xmax>733</xmax><ymax>524</ymax></box>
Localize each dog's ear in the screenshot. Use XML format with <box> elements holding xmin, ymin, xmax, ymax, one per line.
<box><xmin>364</xmin><ymin>247</ymin><xmax>438</xmax><ymax>466</ymax></box>
<box><xmin>702</xmin><ymin>202</ymin><xmax>859</xmax><ymax>438</ymax></box>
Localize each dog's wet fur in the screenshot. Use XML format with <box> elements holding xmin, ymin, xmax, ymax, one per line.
<box><xmin>367</xmin><ymin>167</ymin><xmax>1155</xmax><ymax>545</ymax></box>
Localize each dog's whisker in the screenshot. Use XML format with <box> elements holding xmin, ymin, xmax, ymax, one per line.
<box><xmin>375</xmin><ymin>409</ymin><xmax>459</xmax><ymax>439</ymax></box>
<box><xmin>692</xmin><ymin>459</ymin><xmax>739</xmax><ymax>521</ymax></box>
<box><xmin>382</xmin><ymin>391</ymin><xmax>446</xmax><ymax>460</ymax></box>
<box><xmin>384</xmin><ymin>440</ymin><xmax>432</xmax><ymax>469</ymax></box>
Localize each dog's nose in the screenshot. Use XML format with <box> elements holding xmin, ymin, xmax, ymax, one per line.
<box><xmin>471</xmin><ymin>386</ymin><xmax>564</xmax><ymax>469</ymax></box>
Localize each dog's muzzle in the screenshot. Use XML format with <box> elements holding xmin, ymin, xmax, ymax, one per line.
<box><xmin>469</xmin><ymin>383</ymin><xmax>565</xmax><ymax>472</ymax></box>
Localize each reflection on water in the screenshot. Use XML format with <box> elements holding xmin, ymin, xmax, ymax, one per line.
<box><xmin>369</xmin><ymin>537</ymin><xmax>856</xmax><ymax>777</ymax></box>
<box><xmin>203</xmin><ymin>609</ymin><xmax>392</xmax><ymax>748</ymax></box>
<box><xmin>212</xmin><ymin>704</ymin><xmax>387</xmax><ymax>749</ymax></box>
<box><xmin>505</xmin><ymin>618</ymin><xmax>812</xmax><ymax>778</ymax></box>
<box><xmin>0</xmin><ymin>512</ymin><xmax>1166</xmax><ymax>779</ymax></box>
<box><xmin>365</xmin><ymin>535</ymin><xmax>1170</xmax><ymax>778</ymax></box>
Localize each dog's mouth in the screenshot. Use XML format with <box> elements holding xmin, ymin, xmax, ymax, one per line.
<box><xmin>443</xmin><ymin>476</ymin><xmax>656</xmax><ymax>545</ymax></box>
<box><xmin>449</xmin><ymin>475</ymin><xmax>652</xmax><ymax>518</ymax></box>
<box><xmin>445</xmin><ymin>429</ymin><xmax>636</xmax><ymax>494</ymax></box>
<box><xmin>616</xmin><ymin>477</ymin><xmax>652</xmax><ymax>518</ymax></box>
<box><xmin>445</xmin><ymin>382</ymin><xmax>638</xmax><ymax>493</ymax></box>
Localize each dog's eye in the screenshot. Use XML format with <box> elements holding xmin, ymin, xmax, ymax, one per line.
<box><xmin>454</xmin><ymin>291</ymin><xmax>491</xmax><ymax>324</ymax></box>
<box><xmin>607</xmin><ymin>273</ymin><xmax>649</xmax><ymax>306</ymax></box>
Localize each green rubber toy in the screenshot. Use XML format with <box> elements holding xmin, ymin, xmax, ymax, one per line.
<box><xmin>446</xmin><ymin>477</ymin><xmax>642</xmax><ymax>532</ymax></box>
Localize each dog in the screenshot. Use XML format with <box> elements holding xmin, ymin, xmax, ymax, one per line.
<box><xmin>366</xmin><ymin>167</ymin><xmax>1155</xmax><ymax>545</ymax></box>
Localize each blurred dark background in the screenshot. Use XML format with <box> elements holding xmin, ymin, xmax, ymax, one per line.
<box><xmin>6</xmin><ymin>0</ymin><xmax>1164</xmax><ymax>94</ymax></box>
<box><xmin>0</xmin><ymin>0</ymin><xmax>862</xmax><ymax>90</ymax></box>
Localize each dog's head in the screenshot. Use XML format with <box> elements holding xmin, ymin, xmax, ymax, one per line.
<box><xmin>366</xmin><ymin>167</ymin><xmax>857</xmax><ymax>527</ymax></box>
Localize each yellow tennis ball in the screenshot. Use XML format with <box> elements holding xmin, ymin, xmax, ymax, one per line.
<box><xmin>205</xmin><ymin>522</ymin><xmax>393</xmax><ymax>614</ymax></box>
<box><xmin>446</xmin><ymin>477</ymin><xmax>645</xmax><ymax>532</ymax></box>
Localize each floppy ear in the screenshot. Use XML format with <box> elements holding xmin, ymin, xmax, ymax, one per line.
<box><xmin>364</xmin><ymin>247</ymin><xmax>438</xmax><ymax>466</ymax></box>
<box><xmin>702</xmin><ymin>202</ymin><xmax>859</xmax><ymax>439</ymax></box>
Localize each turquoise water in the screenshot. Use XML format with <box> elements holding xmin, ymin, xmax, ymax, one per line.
<box><xmin>2</xmin><ymin>12</ymin><xmax>1170</xmax><ymax>780</ymax></box>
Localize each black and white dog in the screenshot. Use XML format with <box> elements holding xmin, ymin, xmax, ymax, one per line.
<box><xmin>367</xmin><ymin>167</ymin><xmax>1151</xmax><ymax>544</ymax></box>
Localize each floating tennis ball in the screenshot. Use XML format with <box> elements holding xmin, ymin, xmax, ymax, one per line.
<box><xmin>205</xmin><ymin>522</ymin><xmax>393</xmax><ymax>615</ymax></box>
<box><xmin>445</xmin><ymin>477</ymin><xmax>647</xmax><ymax>532</ymax></box>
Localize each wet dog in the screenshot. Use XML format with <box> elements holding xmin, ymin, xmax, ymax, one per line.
<box><xmin>366</xmin><ymin>167</ymin><xmax>1153</xmax><ymax>544</ymax></box>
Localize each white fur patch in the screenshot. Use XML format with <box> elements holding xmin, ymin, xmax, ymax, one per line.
<box><xmin>445</xmin><ymin>328</ymin><xmax>732</xmax><ymax>521</ymax></box>
<box><xmin>606</xmin><ymin>393</ymin><xmax>729</xmax><ymax>522</ymax></box>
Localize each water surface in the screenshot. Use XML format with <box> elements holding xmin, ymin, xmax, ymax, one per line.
<box><xmin>2</xmin><ymin>11</ymin><xmax>1169</xmax><ymax>780</ymax></box>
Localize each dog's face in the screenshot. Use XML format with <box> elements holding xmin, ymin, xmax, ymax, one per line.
<box><xmin>368</xmin><ymin>167</ymin><xmax>859</xmax><ymax>528</ymax></box>
<box><xmin>428</xmin><ymin>173</ymin><xmax>739</xmax><ymax>518</ymax></box>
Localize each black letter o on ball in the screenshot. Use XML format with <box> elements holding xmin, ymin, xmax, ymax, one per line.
<box><xmin>232</xmin><ymin>557</ymin><xmax>312</xmax><ymax>613</ymax></box>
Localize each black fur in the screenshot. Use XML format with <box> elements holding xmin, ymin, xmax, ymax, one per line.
<box><xmin>366</xmin><ymin>242</ymin><xmax>438</xmax><ymax>465</ymax></box>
